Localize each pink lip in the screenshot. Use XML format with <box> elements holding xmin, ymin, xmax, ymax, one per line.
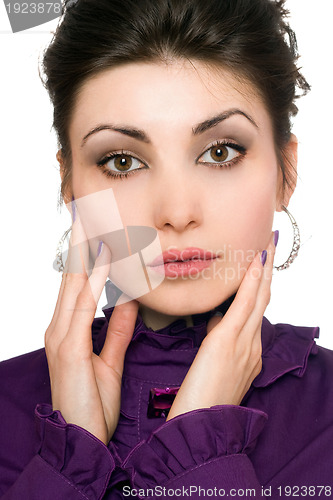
<box><xmin>149</xmin><ymin>247</ymin><xmax>217</xmax><ymax>266</ymax></box>
<box><xmin>148</xmin><ymin>247</ymin><xmax>217</xmax><ymax>277</ymax></box>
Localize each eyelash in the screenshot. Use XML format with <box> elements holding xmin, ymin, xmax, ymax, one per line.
<box><xmin>96</xmin><ymin>151</ymin><xmax>146</xmax><ymax>180</ymax></box>
<box><xmin>96</xmin><ymin>140</ymin><xmax>247</xmax><ymax>180</ymax></box>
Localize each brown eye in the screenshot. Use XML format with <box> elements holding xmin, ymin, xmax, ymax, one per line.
<box><xmin>99</xmin><ymin>152</ymin><xmax>144</xmax><ymax>175</ymax></box>
<box><xmin>114</xmin><ymin>154</ymin><xmax>133</xmax><ymax>171</ymax></box>
<box><xmin>97</xmin><ymin>148</ymin><xmax>149</xmax><ymax>179</ymax></box>
<box><xmin>210</xmin><ymin>145</ymin><xmax>228</xmax><ymax>162</ymax></box>
<box><xmin>198</xmin><ymin>143</ymin><xmax>242</xmax><ymax>165</ymax></box>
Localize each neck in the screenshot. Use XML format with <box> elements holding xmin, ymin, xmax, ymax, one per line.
<box><xmin>138</xmin><ymin>304</ymin><xmax>194</xmax><ymax>331</ymax></box>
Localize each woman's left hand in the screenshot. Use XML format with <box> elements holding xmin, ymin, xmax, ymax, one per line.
<box><xmin>166</xmin><ymin>232</ymin><xmax>276</xmax><ymax>421</ymax></box>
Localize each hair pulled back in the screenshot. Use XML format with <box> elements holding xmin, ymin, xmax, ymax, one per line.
<box><xmin>41</xmin><ymin>0</ymin><xmax>310</xmax><ymax>202</ymax></box>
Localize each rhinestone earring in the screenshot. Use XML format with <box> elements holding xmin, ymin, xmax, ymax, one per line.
<box><xmin>274</xmin><ymin>206</ymin><xmax>300</xmax><ymax>271</ymax></box>
<box><xmin>54</xmin><ymin>226</ymin><xmax>72</xmax><ymax>272</ymax></box>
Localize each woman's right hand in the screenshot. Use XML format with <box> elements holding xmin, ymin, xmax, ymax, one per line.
<box><xmin>45</xmin><ymin>212</ymin><xmax>139</xmax><ymax>445</ymax></box>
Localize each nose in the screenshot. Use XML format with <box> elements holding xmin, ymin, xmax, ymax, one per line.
<box><xmin>152</xmin><ymin>166</ymin><xmax>203</xmax><ymax>233</ymax></box>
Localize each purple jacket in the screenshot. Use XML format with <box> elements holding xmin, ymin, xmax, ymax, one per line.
<box><xmin>1</xmin><ymin>305</ymin><xmax>333</xmax><ymax>499</ymax></box>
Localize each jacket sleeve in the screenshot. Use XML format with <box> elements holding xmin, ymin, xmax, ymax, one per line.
<box><xmin>1</xmin><ymin>404</ymin><xmax>116</xmax><ymax>500</ymax></box>
<box><xmin>122</xmin><ymin>405</ymin><xmax>268</xmax><ymax>499</ymax></box>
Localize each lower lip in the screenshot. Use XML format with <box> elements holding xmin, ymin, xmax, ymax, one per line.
<box><xmin>149</xmin><ymin>258</ymin><xmax>216</xmax><ymax>277</ymax></box>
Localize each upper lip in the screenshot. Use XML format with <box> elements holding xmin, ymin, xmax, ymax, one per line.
<box><xmin>148</xmin><ymin>247</ymin><xmax>218</xmax><ymax>267</ymax></box>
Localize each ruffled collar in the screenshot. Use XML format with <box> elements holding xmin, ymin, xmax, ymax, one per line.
<box><xmin>96</xmin><ymin>301</ymin><xmax>320</xmax><ymax>389</ymax></box>
<box><xmin>100</xmin><ymin>295</ymin><xmax>235</xmax><ymax>350</ymax></box>
<box><xmin>253</xmin><ymin>318</ymin><xmax>319</xmax><ymax>387</ymax></box>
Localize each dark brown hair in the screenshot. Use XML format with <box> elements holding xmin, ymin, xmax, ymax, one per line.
<box><xmin>41</xmin><ymin>0</ymin><xmax>310</xmax><ymax>202</ymax></box>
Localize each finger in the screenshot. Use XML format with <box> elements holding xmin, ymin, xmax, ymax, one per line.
<box><xmin>65</xmin><ymin>243</ymin><xmax>112</xmax><ymax>348</ymax></box>
<box><xmin>207</xmin><ymin>311</ymin><xmax>223</xmax><ymax>334</ymax></box>
<box><xmin>247</xmin><ymin>321</ymin><xmax>264</xmax><ymax>379</ymax></box>
<box><xmin>212</xmin><ymin>251</ymin><xmax>264</xmax><ymax>340</ymax></box>
<box><xmin>247</xmin><ymin>231</ymin><xmax>277</xmax><ymax>324</ymax></box>
<box><xmin>99</xmin><ymin>299</ymin><xmax>139</xmax><ymax>375</ymax></box>
<box><xmin>86</xmin><ymin>243</ymin><xmax>112</xmax><ymax>305</ymax></box>
<box><xmin>48</xmin><ymin>214</ymin><xmax>90</xmax><ymax>338</ymax></box>
<box><xmin>233</xmin><ymin>232</ymin><xmax>277</xmax><ymax>348</ymax></box>
<box><xmin>64</xmin><ymin>210</ymin><xmax>90</xmax><ymax>276</ymax></box>
<box><xmin>47</xmin><ymin>272</ymin><xmax>68</xmax><ymax>332</ymax></box>
<box><xmin>262</xmin><ymin>230</ymin><xmax>277</xmax><ymax>280</ymax></box>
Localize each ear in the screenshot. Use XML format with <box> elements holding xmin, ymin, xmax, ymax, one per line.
<box><xmin>276</xmin><ymin>133</ymin><xmax>298</xmax><ymax>212</ymax></box>
<box><xmin>56</xmin><ymin>149</ymin><xmax>73</xmax><ymax>206</ymax></box>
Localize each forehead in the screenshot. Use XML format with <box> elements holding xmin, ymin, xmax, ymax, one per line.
<box><xmin>69</xmin><ymin>59</ymin><xmax>272</xmax><ymax>142</ymax></box>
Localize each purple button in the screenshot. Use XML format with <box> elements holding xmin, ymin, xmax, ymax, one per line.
<box><xmin>147</xmin><ymin>386</ymin><xmax>180</xmax><ymax>418</ymax></box>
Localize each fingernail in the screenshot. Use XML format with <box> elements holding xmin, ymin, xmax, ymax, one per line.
<box><xmin>71</xmin><ymin>195</ymin><xmax>76</xmax><ymax>223</ymax></box>
<box><xmin>274</xmin><ymin>230</ymin><xmax>279</xmax><ymax>247</ymax></box>
<box><xmin>97</xmin><ymin>240</ymin><xmax>103</xmax><ymax>257</ymax></box>
<box><xmin>261</xmin><ymin>250</ymin><xmax>267</xmax><ymax>267</ymax></box>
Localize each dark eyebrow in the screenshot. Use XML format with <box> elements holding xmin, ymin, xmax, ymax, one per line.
<box><xmin>192</xmin><ymin>109</ymin><xmax>258</xmax><ymax>135</ymax></box>
<box><xmin>81</xmin><ymin>125</ymin><xmax>150</xmax><ymax>147</ymax></box>
<box><xmin>81</xmin><ymin>108</ymin><xmax>258</xmax><ymax>147</ymax></box>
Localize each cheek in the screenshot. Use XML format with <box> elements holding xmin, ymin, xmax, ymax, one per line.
<box><xmin>209</xmin><ymin>165</ymin><xmax>277</xmax><ymax>253</ymax></box>
<box><xmin>72</xmin><ymin>161</ymin><xmax>103</xmax><ymax>198</ymax></box>
<box><xmin>109</xmin><ymin>184</ymin><xmax>150</xmax><ymax>225</ymax></box>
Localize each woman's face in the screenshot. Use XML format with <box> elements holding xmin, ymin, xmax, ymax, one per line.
<box><xmin>67</xmin><ymin>60</ymin><xmax>290</xmax><ymax>317</ymax></box>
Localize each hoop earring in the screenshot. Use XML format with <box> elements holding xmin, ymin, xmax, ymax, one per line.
<box><xmin>274</xmin><ymin>206</ymin><xmax>300</xmax><ymax>271</ymax></box>
<box><xmin>54</xmin><ymin>226</ymin><xmax>72</xmax><ymax>272</ymax></box>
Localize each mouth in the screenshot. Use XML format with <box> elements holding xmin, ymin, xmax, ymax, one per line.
<box><xmin>149</xmin><ymin>247</ymin><xmax>218</xmax><ymax>266</ymax></box>
<box><xmin>148</xmin><ymin>247</ymin><xmax>218</xmax><ymax>277</ymax></box>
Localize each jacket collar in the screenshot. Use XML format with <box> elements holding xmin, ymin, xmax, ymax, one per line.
<box><xmin>99</xmin><ymin>306</ymin><xmax>319</xmax><ymax>389</ymax></box>
<box><xmin>253</xmin><ymin>317</ymin><xmax>319</xmax><ymax>387</ymax></box>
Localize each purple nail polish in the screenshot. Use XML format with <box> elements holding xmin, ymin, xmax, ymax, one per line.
<box><xmin>71</xmin><ymin>195</ymin><xmax>76</xmax><ymax>223</ymax></box>
<box><xmin>274</xmin><ymin>230</ymin><xmax>279</xmax><ymax>247</ymax></box>
<box><xmin>97</xmin><ymin>241</ymin><xmax>103</xmax><ymax>257</ymax></box>
<box><xmin>261</xmin><ymin>250</ymin><xmax>267</xmax><ymax>266</ymax></box>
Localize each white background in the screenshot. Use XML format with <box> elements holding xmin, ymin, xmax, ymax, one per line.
<box><xmin>0</xmin><ymin>1</ymin><xmax>332</xmax><ymax>361</ymax></box>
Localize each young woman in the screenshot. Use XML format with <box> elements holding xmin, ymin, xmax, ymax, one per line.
<box><xmin>1</xmin><ymin>0</ymin><xmax>332</xmax><ymax>498</ymax></box>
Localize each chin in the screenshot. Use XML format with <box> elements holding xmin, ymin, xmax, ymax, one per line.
<box><xmin>137</xmin><ymin>279</ymin><xmax>239</xmax><ymax>316</ymax></box>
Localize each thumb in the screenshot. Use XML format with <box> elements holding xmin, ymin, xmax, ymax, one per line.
<box><xmin>206</xmin><ymin>311</ymin><xmax>224</xmax><ymax>334</ymax></box>
<box><xmin>99</xmin><ymin>299</ymin><xmax>139</xmax><ymax>374</ymax></box>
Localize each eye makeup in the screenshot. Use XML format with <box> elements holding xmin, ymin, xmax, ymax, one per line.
<box><xmin>96</xmin><ymin>150</ymin><xmax>148</xmax><ymax>180</ymax></box>
<box><xmin>95</xmin><ymin>139</ymin><xmax>247</xmax><ymax>180</ymax></box>
<box><xmin>196</xmin><ymin>140</ymin><xmax>246</xmax><ymax>169</ymax></box>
